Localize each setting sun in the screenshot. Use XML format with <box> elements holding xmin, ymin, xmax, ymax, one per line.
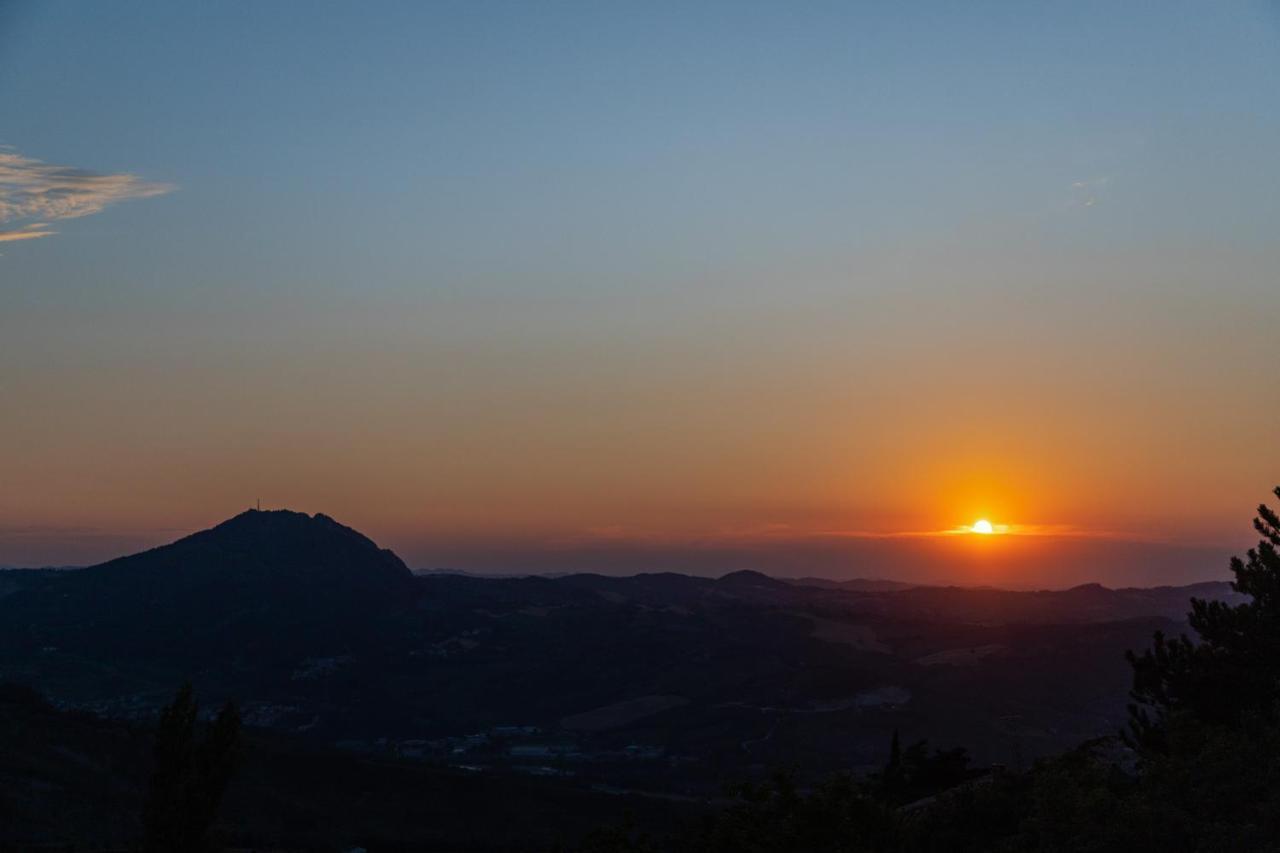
<box><xmin>971</xmin><ymin>519</ymin><xmax>995</xmax><ymax>535</ymax></box>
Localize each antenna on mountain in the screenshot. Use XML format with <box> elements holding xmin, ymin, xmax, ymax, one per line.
<box><xmin>257</xmin><ymin>498</ymin><xmax>261</xmax><ymax>511</ymax></box>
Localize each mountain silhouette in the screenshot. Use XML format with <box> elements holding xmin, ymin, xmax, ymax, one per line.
<box><xmin>1</xmin><ymin>509</ymin><xmax>416</xmax><ymax>664</ymax></box>
<box><xmin>86</xmin><ymin>508</ymin><xmax>412</xmax><ymax>593</ymax></box>
<box><xmin>0</xmin><ymin>509</ymin><xmax>1244</xmax><ymax>770</ymax></box>
<box><xmin>716</xmin><ymin>569</ymin><xmax>789</xmax><ymax>588</ymax></box>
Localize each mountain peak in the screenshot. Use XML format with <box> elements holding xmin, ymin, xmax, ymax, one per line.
<box><xmin>87</xmin><ymin>508</ymin><xmax>414</xmax><ymax>593</ymax></box>
<box><xmin>716</xmin><ymin>569</ymin><xmax>783</xmax><ymax>586</ymax></box>
<box><xmin>210</xmin><ymin>508</ymin><xmax>384</xmax><ymax>548</ymax></box>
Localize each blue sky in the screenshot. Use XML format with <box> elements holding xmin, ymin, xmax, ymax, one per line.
<box><xmin>2</xmin><ymin>2</ymin><xmax>1278</xmax><ymax>584</ymax></box>
<box><xmin>6</xmin><ymin>2</ymin><xmax>1277</xmax><ymax>278</ymax></box>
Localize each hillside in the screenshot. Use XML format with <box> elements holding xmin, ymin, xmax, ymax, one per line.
<box><xmin>0</xmin><ymin>683</ymin><xmax>696</xmax><ymax>851</ymax></box>
<box><xmin>0</xmin><ymin>510</ymin><xmax>1242</xmax><ymax>804</ymax></box>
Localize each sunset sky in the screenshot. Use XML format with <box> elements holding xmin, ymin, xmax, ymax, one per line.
<box><xmin>2</xmin><ymin>2</ymin><xmax>1278</xmax><ymax>586</ymax></box>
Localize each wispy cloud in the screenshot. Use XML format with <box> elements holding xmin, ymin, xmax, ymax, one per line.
<box><xmin>0</xmin><ymin>148</ymin><xmax>174</xmax><ymax>245</ymax></box>
<box><xmin>0</xmin><ymin>224</ymin><xmax>55</xmax><ymax>242</ymax></box>
<box><xmin>1069</xmin><ymin>176</ymin><xmax>1109</xmax><ymax>208</ymax></box>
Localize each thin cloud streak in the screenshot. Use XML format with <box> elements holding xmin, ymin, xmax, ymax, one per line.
<box><xmin>748</xmin><ymin>523</ymin><xmax>1138</xmax><ymax>542</ymax></box>
<box><xmin>0</xmin><ymin>148</ymin><xmax>174</xmax><ymax>244</ymax></box>
<box><xmin>0</xmin><ymin>223</ymin><xmax>55</xmax><ymax>242</ymax></box>
<box><xmin>544</xmin><ymin>522</ymin><xmax>1137</xmax><ymax>549</ymax></box>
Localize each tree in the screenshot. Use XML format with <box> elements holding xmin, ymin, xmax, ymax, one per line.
<box><xmin>874</xmin><ymin>730</ymin><xmax>972</xmax><ymax>806</ymax></box>
<box><xmin>688</xmin><ymin>769</ymin><xmax>898</xmax><ymax>853</ymax></box>
<box><xmin>1126</xmin><ymin>487</ymin><xmax>1280</xmax><ymax>753</ymax></box>
<box><xmin>143</xmin><ymin>683</ymin><xmax>242</xmax><ymax>853</ymax></box>
<box><xmin>882</xmin><ymin>729</ymin><xmax>903</xmax><ymax>796</ymax></box>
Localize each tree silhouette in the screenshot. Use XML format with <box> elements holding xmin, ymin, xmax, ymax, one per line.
<box><xmin>1126</xmin><ymin>487</ymin><xmax>1280</xmax><ymax>753</ymax></box>
<box><xmin>143</xmin><ymin>683</ymin><xmax>241</xmax><ymax>853</ymax></box>
<box><xmin>882</xmin><ymin>729</ymin><xmax>903</xmax><ymax>796</ymax></box>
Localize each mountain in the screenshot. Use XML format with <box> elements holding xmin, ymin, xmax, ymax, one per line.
<box><xmin>716</xmin><ymin>568</ymin><xmax>792</xmax><ymax>589</ymax></box>
<box><xmin>0</xmin><ymin>509</ymin><xmax>1248</xmax><ymax>805</ymax></box>
<box><xmin>0</xmin><ymin>509</ymin><xmax>416</xmax><ymax>669</ymax></box>
<box><xmin>81</xmin><ymin>508</ymin><xmax>413</xmax><ymax>596</ymax></box>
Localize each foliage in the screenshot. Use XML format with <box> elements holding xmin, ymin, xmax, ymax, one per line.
<box><xmin>142</xmin><ymin>683</ymin><xmax>241</xmax><ymax>853</ymax></box>
<box><xmin>874</xmin><ymin>732</ymin><xmax>974</xmax><ymax>806</ymax></box>
<box><xmin>1127</xmin><ymin>487</ymin><xmax>1280</xmax><ymax>752</ymax></box>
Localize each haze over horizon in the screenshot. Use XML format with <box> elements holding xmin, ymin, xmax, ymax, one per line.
<box><xmin>3</xmin><ymin>2</ymin><xmax>1278</xmax><ymax>587</ymax></box>
<box><xmin>0</xmin><ymin>505</ymin><xmax>1242</xmax><ymax>591</ymax></box>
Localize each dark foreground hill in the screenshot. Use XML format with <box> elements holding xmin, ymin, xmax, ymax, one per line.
<box><xmin>0</xmin><ymin>510</ymin><xmax>1244</xmax><ymax>832</ymax></box>
<box><xmin>0</xmin><ymin>682</ymin><xmax>697</xmax><ymax>852</ymax></box>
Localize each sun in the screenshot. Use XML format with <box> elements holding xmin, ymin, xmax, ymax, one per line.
<box><xmin>970</xmin><ymin>519</ymin><xmax>995</xmax><ymax>535</ymax></box>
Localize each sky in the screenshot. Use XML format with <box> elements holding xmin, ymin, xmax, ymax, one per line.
<box><xmin>1</xmin><ymin>1</ymin><xmax>1278</xmax><ymax>587</ymax></box>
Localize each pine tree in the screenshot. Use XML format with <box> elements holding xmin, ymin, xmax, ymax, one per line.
<box><xmin>143</xmin><ymin>683</ymin><xmax>242</xmax><ymax>853</ymax></box>
<box><xmin>1126</xmin><ymin>486</ymin><xmax>1280</xmax><ymax>752</ymax></box>
<box><xmin>881</xmin><ymin>729</ymin><xmax>904</xmax><ymax>799</ymax></box>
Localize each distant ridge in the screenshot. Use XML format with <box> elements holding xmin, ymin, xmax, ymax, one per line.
<box><xmin>788</xmin><ymin>576</ymin><xmax>917</xmax><ymax>592</ymax></box>
<box><xmin>0</xmin><ymin>508</ymin><xmax>1253</xmax><ymax>788</ymax></box>
<box><xmin>0</xmin><ymin>565</ymin><xmax>83</xmax><ymax>572</ymax></box>
<box><xmin>0</xmin><ymin>509</ymin><xmax>1246</xmax><ymax>671</ymax></box>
